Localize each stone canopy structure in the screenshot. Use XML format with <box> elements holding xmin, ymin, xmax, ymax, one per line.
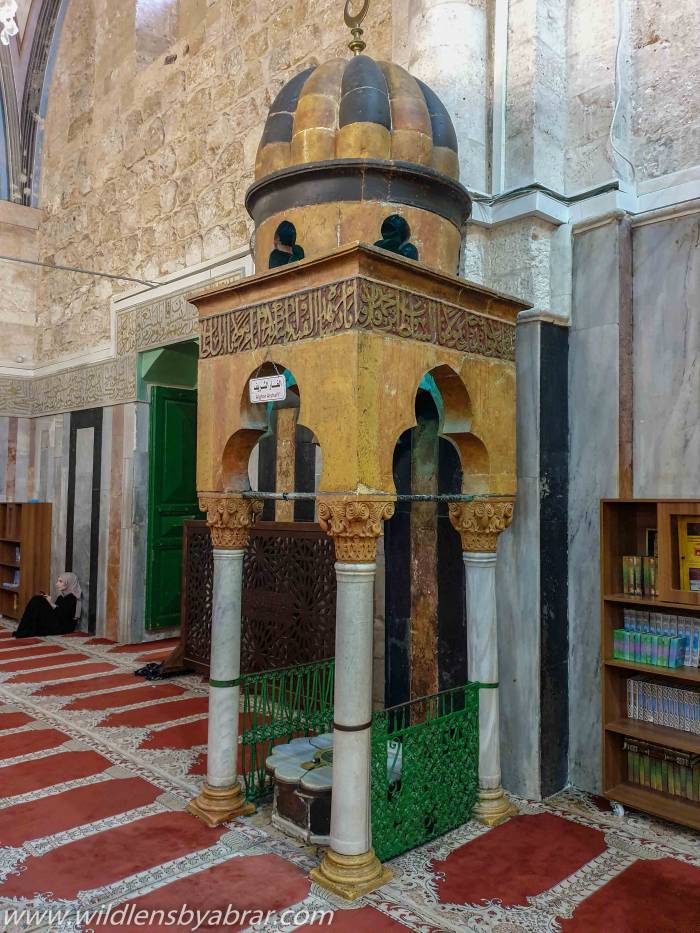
<box><xmin>188</xmin><ymin>3</ymin><xmax>529</xmax><ymax>902</ymax></box>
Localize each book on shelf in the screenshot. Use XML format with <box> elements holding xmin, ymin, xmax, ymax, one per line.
<box><xmin>613</xmin><ymin>608</ymin><xmax>700</xmax><ymax>669</ymax></box>
<box><xmin>621</xmin><ymin>555</ymin><xmax>658</xmax><ymax>597</ymax></box>
<box><xmin>1</xmin><ymin>570</ymin><xmax>19</xmax><ymax>590</ymax></box>
<box><xmin>624</xmin><ymin>736</ymin><xmax>700</xmax><ymax>801</ymax></box>
<box><xmin>625</xmin><ymin>676</ymin><xmax>700</xmax><ymax>736</ymax></box>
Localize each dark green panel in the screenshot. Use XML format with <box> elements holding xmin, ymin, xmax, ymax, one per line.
<box><xmin>145</xmin><ymin>385</ymin><xmax>200</xmax><ymax>631</ymax></box>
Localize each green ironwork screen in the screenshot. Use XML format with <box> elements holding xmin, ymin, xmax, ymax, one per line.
<box><xmin>371</xmin><ymin>682</ymin><xmax>480</xmax><ymax>862</ymax></box>
<box><xmin>236</xmin><ymin>658</ymin><xmax>335</xmax><ymax>800</ymax></box>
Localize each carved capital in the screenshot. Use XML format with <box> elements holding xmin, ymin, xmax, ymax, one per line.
<box><xmin>448</xmin><ymin>498</ymin><xmax>514</xmax><ymax>552</ymax></box>
<box><xmin>317</xmin><ymin>498</ymin><xmax>395</xmax><ymax>562</ymax></box>
<box><xmin>199</xmin><ymin>494</ymin><xmax>263</xmax><ymax>549</ymax></box>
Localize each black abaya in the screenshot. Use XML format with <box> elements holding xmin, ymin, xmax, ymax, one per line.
<box><xmin>13</xmin><ymin>594</ymin><xmax>78</xmax><ymax>638</ymax></box>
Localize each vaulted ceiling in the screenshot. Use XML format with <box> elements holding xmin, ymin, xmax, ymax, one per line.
<box><xmin>0</xmin><ymin>0</ymin><xmax>65</xmax><ymax>204</ymax></box>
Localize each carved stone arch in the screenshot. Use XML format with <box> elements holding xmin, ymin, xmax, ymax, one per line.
<box><xmin>222</xmin><ymin>361</ymin><xmax>319</xmax><ymax>495</ymax></box>
<box><xmin>417</xmin><ymin>364</ymin><xmax>490</xmax><ymax>494</ymax></box>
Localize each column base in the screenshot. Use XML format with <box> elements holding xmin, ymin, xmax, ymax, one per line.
<box><xmin>473</xmin><ymin>786</ymin><xmax>518</xmax><ymax>827</ymax></box>
<box><xmin>187</xmin><ymin>782</ymin><xmax>255</xmax><ymax>827</ymax></box>
<box><xmin>309</xmin><ymin>848</ymin><xmax>393</xmax><ymax>901</ymax></box>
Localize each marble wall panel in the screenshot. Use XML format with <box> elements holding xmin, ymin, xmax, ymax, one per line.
<box><xmin>121</xmin><ymin>402</ymin><xmax>151</xmax><ymax>643</ymax></box>
<box><xmin>497</xmin><ymin>474</ymin><xmax>540</xmax><ymax>798</ymax></box>
<box><xmin>568</xmin><ymin>221</ymin><xmax>622</xmax><ymax>793</ymax></box>
<box><xmin>496</xmin><ymin>318</ymin><xmax>541</xmax><ymax>799</ymax></box>
<box><xmin>13</xmin><ymin>420</ymin><xmax>31</xmax><ymax>501</ymax></box>
<box><xmin>0</xmin><ymin>418</ymin><xmax>8</xmax><ymax>497</ymax></box>
<box><xmin>51</xmin><ymin>415</ymin><xmax>70</xmax><ymax>587</ymax></box>
<box><xmin>632</xmin><ymin>214</ymin><xmax>700</xmax><ymax>497</ymax></box>
<box><xmin>96</xmin><ymin>406</ymin><xmax>113</xmax><ymax>634</ymax></box>
<box><xmin>72</xmin><ymin>427</ymin><xmax>95</xmax><ymax>629</ymax></box>
<box><xmin>38</xmin><ymin>429</ymin><xmax>50</xmax><ymax>501</ymax></box>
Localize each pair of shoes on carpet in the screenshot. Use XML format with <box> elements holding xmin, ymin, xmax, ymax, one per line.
<box><xmin>134</xmin><ymin>661</ymin><xmax>183</xmax><ymax>680</ymax></box>
<box><xmin>134</xmin><ymin>662</ymin><xmax>165</xmax><ymax>680</ymax></box>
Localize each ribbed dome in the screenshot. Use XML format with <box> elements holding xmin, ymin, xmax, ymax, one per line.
<box><xmin>254</xmin><ymin>56</ymin><xmax>460</xmax><ymax>182</ymax></box>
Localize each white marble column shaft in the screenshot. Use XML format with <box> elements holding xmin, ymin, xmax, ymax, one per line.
<box><xmin>463</xmin><ymin>551</ymin><xmax>501</xmax><ymax>791</ymax></box>
<box><xmin>207</xmin><ymin>547</ymin><xmax>244</xmax><ymax>789</ymax></box>
<box><xmin>329</xmin><ymin>561</ymin><xmax>376</xmax><ymax>856</ymax></box>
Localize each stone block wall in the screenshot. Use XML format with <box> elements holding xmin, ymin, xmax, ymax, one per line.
<box><xmin>35</xmin><ymin>0</ymin><xmax>393</xmax><ymax>364</ymax></box>
<box><xmin>0</xmin><ymin>203</ymin><xmax>41</xmax><ymax>370</ymax></box>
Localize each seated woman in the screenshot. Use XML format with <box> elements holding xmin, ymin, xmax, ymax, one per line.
<box><xmin>13</xmin><ymin>572</ymin><xmax>82</xmax><ymax>639</ymax></box>
<box><xmin>374</xmin><ymin>214</ymin><xmax>419</xmax><ymax>260</ymax></box>
<box><xmin>268</xmin><ymin>220</ymin><xmax>305</xmax><ymax>268</ymax></box>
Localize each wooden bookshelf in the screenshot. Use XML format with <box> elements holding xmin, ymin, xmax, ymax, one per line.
<box><xmin>601</xmin><ymin>499</ymin><xmax>700</xmax><ymax>832</ymax></box>
<box><xmin>600</xmin><ymin>499</ymin><xmax>700</xmax><ymax>829</ymax></box>
<box><xmin>0</xmin><ymin>503</ymin><xmax>52</xmax><ymax>621</ymax></box>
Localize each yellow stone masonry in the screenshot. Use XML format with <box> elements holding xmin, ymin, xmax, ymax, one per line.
<box><xmin>35</xmin><ymin>0</ymin><xmax>393</xmax><ymax>364</ymax></box>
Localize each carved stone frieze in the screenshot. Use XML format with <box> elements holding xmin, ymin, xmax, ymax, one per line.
<box><xmin>30</xmin><ymin>354</ymin><xmax>138</xmax><ymax>417</ymax></box>
<box><xmin>0</xmin><ymin>377</ymin><xmax>33</xmax><ymax>416</ymax></box>
<box><xmin>116</xmin><ymin>294</ymin><xmax>199</xmax><ymax>355</ymax></box>
<box><xmin>199</xmin><ymin>278</ymin><xmax>516</xmax><ymax>362</ymax></box>
<box><xmin>448</xmin><ymin>498</ymin><xmax>515</xmax><ymax>552</ymax></box>
<box><xmin>317</xmin><ymin>497</ymin><xmax>395</xmax><ymax>562</ymax></box>
<box><xmin>199</xmin><ymin>494</ymin><xmax>264</xmax><ymax>549</ymax></box>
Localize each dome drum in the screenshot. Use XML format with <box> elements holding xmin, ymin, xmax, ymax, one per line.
<box><xmin>245</xmin><ymin>158</ymin><xmax>471</xmax><ymax>231</ymax></box>
<box><xmin>249</xmin><ymin>55</ymin><xmax>471</xmax><ymax>274</ymax></box>
<box><xmin>254</xmin><ymin>200</ymin><xmax>462</xmax><ymax>277</ymax></box>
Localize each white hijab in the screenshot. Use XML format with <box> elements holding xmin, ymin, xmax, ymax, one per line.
<box><xmin>58</xmin><ymin>572</ymin><xmax>82</xmax><ymax>620</ymax></box>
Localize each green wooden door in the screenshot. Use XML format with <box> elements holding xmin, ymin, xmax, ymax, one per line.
<box><xmin>145</xmin><ymin>386</ymin><xmax>200</xmax><ymax>631</ymax></box>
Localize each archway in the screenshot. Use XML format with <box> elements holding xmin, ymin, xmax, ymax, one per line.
<box><xmin>383</xmin><ymin>367</ymin><xmax>483</xmax><ymax>709</ymax></box>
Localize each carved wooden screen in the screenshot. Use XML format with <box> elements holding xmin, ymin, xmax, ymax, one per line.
<box><xmin>172</xmin><ymin>520</ymin><xmax>336</xmax><ymax>676</ymax></box>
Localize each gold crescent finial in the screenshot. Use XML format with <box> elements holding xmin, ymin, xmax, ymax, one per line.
<box><xmin>344</xmin><ymin>0</ymin><xmax>370</xmax><ymax>55</ymax></box>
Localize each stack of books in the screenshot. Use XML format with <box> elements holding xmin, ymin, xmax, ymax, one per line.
<box><xmin>624</xmin><ymin>736</ymin><xmax>699</xmax><ymax>801</ymax></box>
<box><xmin>626</xmin><ymin>677</ymin><xmax>700</xmax><ymax>735</ymax></box>
<box><xmin>614</xmin><ymin>608</ymin><xmax>700</xmax><ymax>668</ymax></box>
<box><xmin>622</xmin><ymin>555</ymin><xmax>658</xmax><ymax>597</ymax></box>
<box><xmin>1</xmin><ymin>570</ymin><xmax>19</xmax><ymax>591</ymax></box>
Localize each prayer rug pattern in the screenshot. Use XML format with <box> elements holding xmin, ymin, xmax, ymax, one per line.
<box><xmin>0</xmin><ymin>622</ymin><xmax>698</xmax><ymax>933</ymax></box>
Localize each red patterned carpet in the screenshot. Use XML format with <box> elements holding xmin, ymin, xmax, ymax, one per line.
<box><xmin>0</xmin><ymin>623</ymin><xmax>699</xmax><ymax>932</ymax></box>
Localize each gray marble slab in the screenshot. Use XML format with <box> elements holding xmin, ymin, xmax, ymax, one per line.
<box><xmin>0</xmin><ymin>417</ymin><xmax>8</xmax><ymax>497</ymax></box>
<box><xmin>515</xmin><ymin>316</ymin><xmax>541</xmax><ymax>481</ymax></box>
<box><xmin>497</xmin><ymin>474</ymin><xmax>541</xmax><ymax>799</ymax></box>
<box><xmin>571</xmin><ymin>222</ymin><xmax>621</xmax><ymax>332</ymax></box>
<box><xmin>72</xmin><ymin>427</ymin><xmax>94</xmax><ymax>628</ymax></box>
<box><xmin>632</xmin><ymin>214</ymin><xmax>700</xmax><ymax>497</ymax></box>
<box><xmin>96</xmin><ymin>406</ymin><xmax>113</xmax><ymax>633</ymax></box>
<box><xmin>568</xmin><ymin>320</ymin><xmax>620</xmax><ymax>793</ymax></box>
<box><xmin>13</xmin><ymin>419</ymin><xmax>31</xmax><ymax>501</ymax></box>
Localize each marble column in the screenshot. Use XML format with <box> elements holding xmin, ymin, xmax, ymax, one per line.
<box><xmin>310</xmin><ymin>497</ymin><xmax>394</xmax><ymax>901</ymax></box>
<box><xmin>449</xmin><ymin>498</ymin><xmax>517</xmax><ymax>826</ymax></box>
<box><xmin>188</xmin><ymin>494</ymin><xmax>262</xmax><ymax>827</ymax></box>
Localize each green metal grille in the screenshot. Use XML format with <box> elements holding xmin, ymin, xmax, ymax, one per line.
<box><xmin>371</xmin><ymin>682</ymin><xmax>480</xmax><ymax>862</ymax></box>
<box><xmin>236</xmin><ymin>658</ymin><xmax>335</xmax><ymax>800</ymax></box>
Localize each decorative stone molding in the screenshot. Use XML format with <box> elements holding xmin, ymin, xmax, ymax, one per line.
<box><xmin>198</xmin><ymin>494</ymin><xmax>264</xmax><ymax>549</ymax></box>
<box><xmin>199</xmin><ymin>278</ymin><xmax>516</xmax><ymax>361</ymax></box>
<box><xmin>115</xmin><ymin>294</ymin><xmax>197</xmax><ymax>356</ymax></box>
<box><xmin>317</xmin><ymin>497</ymin><xmax>395</xmax><ymax>562</ymax></box>
<box><xmin>448</xmin><ymin>498</ymin><xmax>515</xmax><ymax>552</ymax></box>
<box><xmin>0</xmin><ymin>376</ymin><xmax>33</xmax><ymax>416</ymax></box>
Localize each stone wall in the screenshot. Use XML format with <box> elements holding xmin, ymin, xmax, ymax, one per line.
<box><xmin>31</xmin><ymin>0</ymin><xmax>700</xmax><ymax>366</ymax></box>
<box><xmin>629</xmin><ymin>0</ymin><xmax>700</xmax><ymax>182</ymax></box>
<box><xmin>35</xmin><ymin>0</ymin><xmax>393</xmax><ymax>364</ymax></box>
<box><xmin>0</xmin><ymin>203</ymin><xmax>41</xmax><ymax>369</ymax></box>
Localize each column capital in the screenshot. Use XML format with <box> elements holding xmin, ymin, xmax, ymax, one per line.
<box><xmin>448</xmin><ymin>497</ymin><xmax>514</xmax><ymax>552</ymax></box>
<box><xmin>198</xmin><ymin>493</ymin><xmax>263</xmax><ymax>549</ymax></box>
<box><xmin>317</xmin><ymin>497</ymin><xmax>395</xmax><ymax>562</ymax></box>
